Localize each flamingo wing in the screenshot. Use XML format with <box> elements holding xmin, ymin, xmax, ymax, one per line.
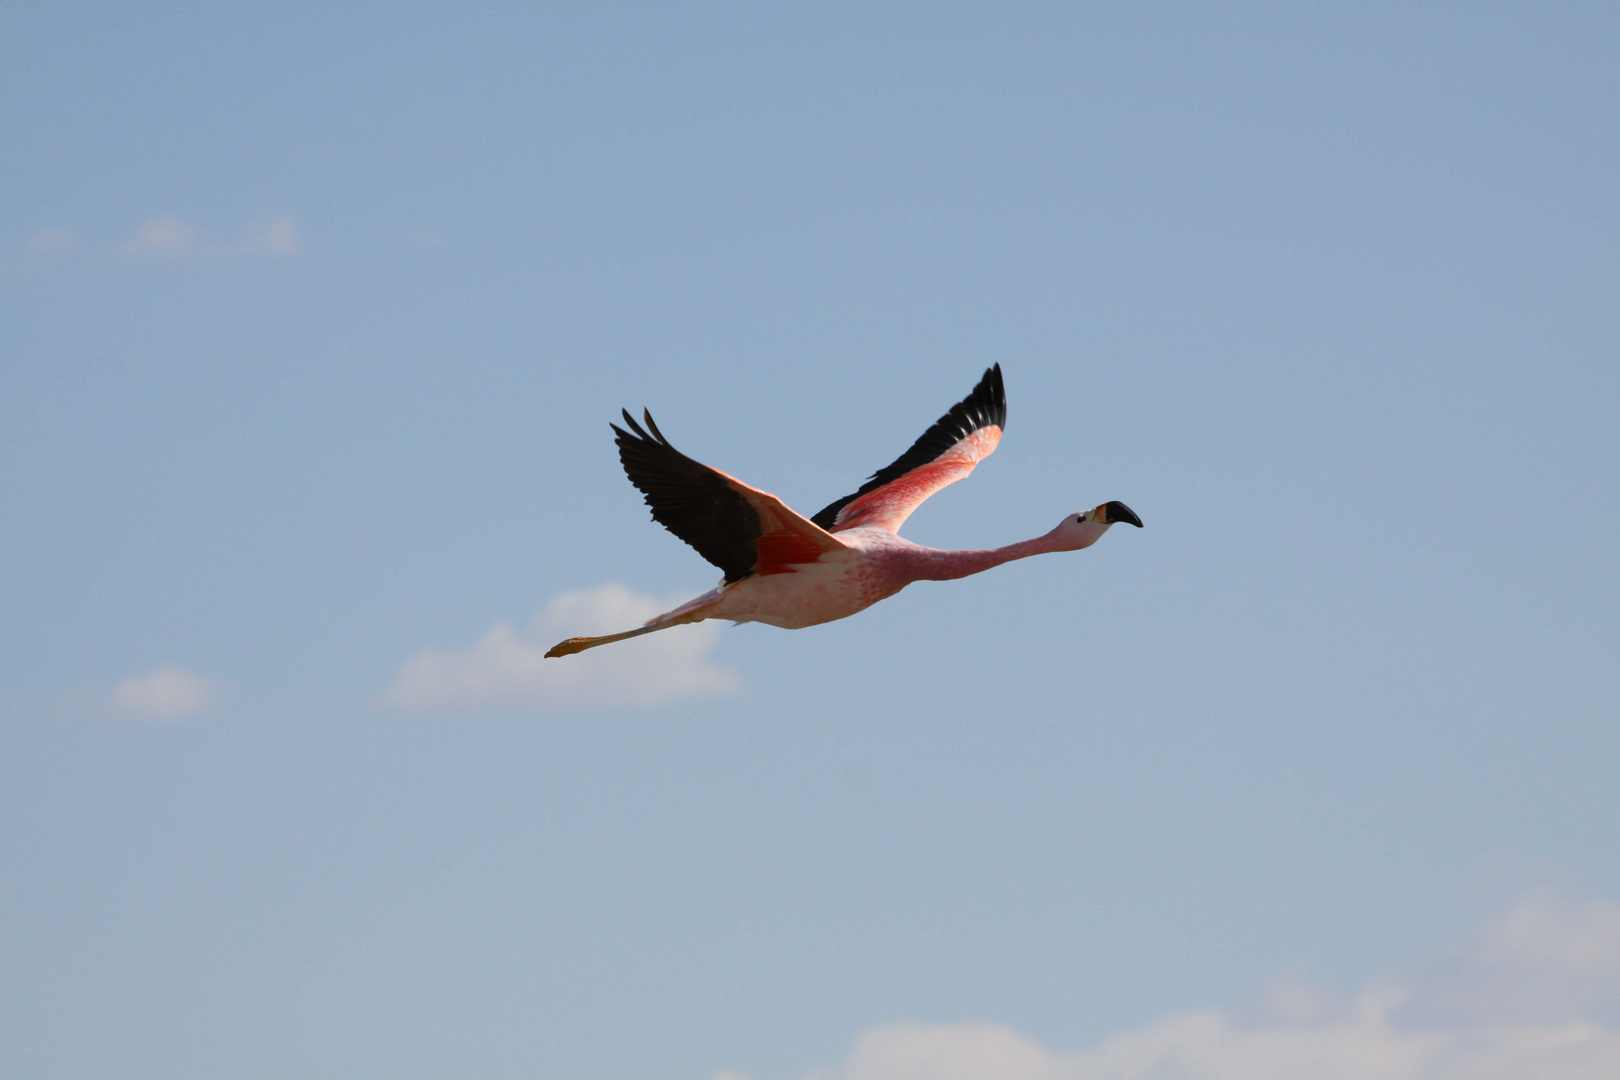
<box><xmin>811</xmin><ymin>364</ymin><xmax>1006</xmax><ymax>534</ymax></box>
<box><xmin>613</xmin><ymin>409</ymin><xmax>849</xmax><ymax>584</ymax></box>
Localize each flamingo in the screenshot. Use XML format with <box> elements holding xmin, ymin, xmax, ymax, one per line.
<box><xmin>546</xmin><ymin>365</ymin><xmax>1141</xmax><ymax>657</ymax></box>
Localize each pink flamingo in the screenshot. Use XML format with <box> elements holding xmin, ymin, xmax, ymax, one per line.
<box><xmin>546</xmin><ymin>365</ymin><xmax>1141</xmax><ymax>657</ymax></box>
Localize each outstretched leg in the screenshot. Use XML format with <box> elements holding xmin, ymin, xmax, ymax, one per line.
<box><xmin>545</xmin><ymin>619</ymin><xmax>677</xmax><ymax>658</ymax></box>
<box><xmin>544</xmin><ymin>587</ymin><xmax>724</xmax><ymax>658</ymax></box>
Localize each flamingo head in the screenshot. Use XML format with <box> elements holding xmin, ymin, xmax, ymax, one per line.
<box><xmin>1049</xmin><ymin>501</ymin><xmax>1143</xmax><ymax>551</ymax></box>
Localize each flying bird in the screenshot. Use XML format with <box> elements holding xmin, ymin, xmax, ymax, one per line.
<box><xmin>546</xmin><ymin>365</ymin><xmax>1141</xmax><ymax>657</ymax></box>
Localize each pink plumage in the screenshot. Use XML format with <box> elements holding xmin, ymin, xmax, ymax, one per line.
<box><xmin>545</xmin><ymin>366</ymin><xmax>1141</xmax><ymax>657</ymax></box>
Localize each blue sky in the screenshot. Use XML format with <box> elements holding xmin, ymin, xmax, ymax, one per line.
<box><xmin>3</xmin><ymin>5</ymin><xmax>1618</xmax><ymax>1078</ymax></box>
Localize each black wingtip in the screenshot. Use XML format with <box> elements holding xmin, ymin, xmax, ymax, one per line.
<box><xmin>981</xmin><ymin>363</ymin><xmax>1007</xmax><ymax>430</ymax></box>
<box><xmin>618</xmin><ymin>408</ymin><xmax>649</xmax><ymax>440</ymax></box>
<box><xmin>642</xmin><ymin>409</ymin><xmax>670</xmax><ymax>446</ymax></box>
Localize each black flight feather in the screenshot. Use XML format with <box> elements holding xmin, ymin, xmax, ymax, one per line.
<box><xmin>613</xmin><ymin>409</ymin><xmax>763</xmax><ymax>585</ymax></box>
<box><xmin>811</xmin><ymin>364</ymin><xmax>1007</xmax><ymax>531</ymax></box>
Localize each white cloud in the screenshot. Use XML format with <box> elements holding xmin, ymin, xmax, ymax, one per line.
<box><xmin>1396</xmin><ymin>890</ymin><xmax>1620</xmax><ymax>1028</ymax></box>
<box><xmin>796</xmin><ymin>1013</ymin><xmax>1620</xmax><ymax>1080</ymax></box>
<box><xmin>122</xmin><ymin>216</ymin><xmax>198</xmax><ymax>258</ymax></box>
<box><xmin>761</xmin><ymin>892</ymin><xmax>1620</xmax><ymax>1080</ymax></box>
<box><xmin>241</xmin><ymin>213</ymin><xmax>303</xmax><ymax>257</ymax></box>
<box><xmin>804</xmin><ymin>1024</ymin><xmax>1057</xmax><ymax>1080</ymax></box>
<box><xmin>106</xmin><ymin>664</ymin><xmax>218</xmax><ymax>721</ymax></box>
<box><xmin>117</xmin><ymin>214</ymin><xmax>304</xmax><ymax>259</ymax></box>
<box><xmin>383</xmin><ymin>583</ymin><xmax>741</xmax><ymax>712</ymax></box>
<box><xmin>26</xmin><ymin>226</ymin><xmax>74</xmax><ymax>254</ymax></box>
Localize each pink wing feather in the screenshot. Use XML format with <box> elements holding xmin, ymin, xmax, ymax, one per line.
<box><xmin>812</xmin><ymin>365</ymin><xmax>1007</xmax><ymax>535</ymax></box>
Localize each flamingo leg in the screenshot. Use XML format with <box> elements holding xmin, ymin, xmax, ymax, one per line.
<box><xmin>544</xmin><ymin>615</ymin><xmax>694</xmax><ymax>658</ymax></box>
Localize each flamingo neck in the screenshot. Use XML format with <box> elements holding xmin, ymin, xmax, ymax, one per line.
<box><xmin>903</xmin><ymin>530</ymin><xmax>1071</xmax><ymax>582</ymax></box>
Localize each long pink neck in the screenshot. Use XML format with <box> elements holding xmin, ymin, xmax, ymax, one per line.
<box><xmin>900</xmin><ymin>530</ymin><xmax>1071</xmax><ymax>582</ymax></box>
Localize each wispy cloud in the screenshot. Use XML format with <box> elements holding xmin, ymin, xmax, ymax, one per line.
<box><xmin>383</xmin><ymin>583</ymin><xmax>741</xmax><ymax>713</ymax></box>
<box><xmin>15</xmin><ymin>215</ymin><xmax>305</xmax><ymax>262</ymax></box>
<box><xmin>105</xmin><ymin>664</ymin><xmax>219</xmax><ymax>721</ymax></box>
<box><xmin>241</xmin><ymin>213</ymin><xmax>303</xmax><ymax>257</ymax></box>
<box><xmin>121</xmin><ymin>216</ymin><xmax>199</xmax><ymax>258</ymax></box>
<box><xmin>724</xmin><ymin>891</ymin><xmax>1620</xmax><ymax>1080</ymax></box>
<box><xmin>117</xmin><ymin>214</ymin><xmax>303</xmax><ymax>260</ymax></box>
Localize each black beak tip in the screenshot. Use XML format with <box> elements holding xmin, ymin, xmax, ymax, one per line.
<box><xmin>1104</xmin><ymin>501</ymin><xmax>1143</xmax><ymax>528</ymax></box>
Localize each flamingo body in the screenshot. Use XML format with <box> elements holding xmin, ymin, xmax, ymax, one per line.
<box><xmin>545</xmin><ymin>366</ymin><xmax>1140</xmax><ymax>657</ymax></box>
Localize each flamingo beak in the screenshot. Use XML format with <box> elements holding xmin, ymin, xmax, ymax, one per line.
<box><xmin>1097</xmin><ymin>501</ymin><xmax>1143</xmax><ymax>527</ymax></box>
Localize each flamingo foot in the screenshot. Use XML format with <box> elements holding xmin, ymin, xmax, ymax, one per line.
<box><xmin>544</xmin><ymin>637</ymin><xmax>601</xmax><ymax>658</ymax></box>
